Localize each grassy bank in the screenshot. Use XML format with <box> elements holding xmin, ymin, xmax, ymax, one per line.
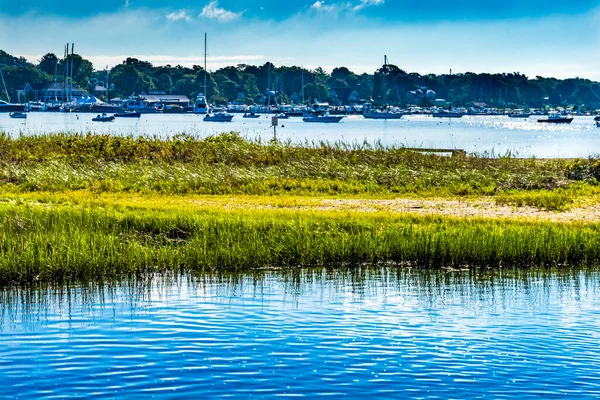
<box><xmin>0</xmin><ymin>132</ymin><xmax>599</xmax><ymax>284</ymax></box>
<box><xmin>1</xmin><ymin>202</ymin><xmax>600</xmax><ymax>284</ymax></box>
<box><xmin>0</xmin><ymin>131</ymin><xmax>595</xmax><ymax>197</ymax></box>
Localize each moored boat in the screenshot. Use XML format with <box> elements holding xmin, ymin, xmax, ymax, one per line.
<box><xmin>508</xmin><ymin>112</ymin><xmax>532</xmax><ymax>118</ymax></box>
<box><xmin>114</xmin><ymin>111</ymin><xmax>141</xmax><ymax>118</ymax></box>
<box><xmin>303</xmin><ymin>114</ymin><xmax>344</xmax><ymax>123</ymax></box>
<box><xmin>0</xmin><ymin>100</ymin><xmax>26</xmax><ymax>113</ymax></box>
<box><xmin>204</xmin><ymin>112</ymin><xmax>234</xmax><ymax>122</ymax></box>
<box><xmin>9</xmin><ymin>111</ymin><xmax>27</xmax><ymax>119</ymax></box>
<box><xmin>363</xmin><ymin>111</ymin><xmax>403</xmax><ymax>120</ymax></box>
<box><xmin>92</xmin><ymin>113</ymin><xmax>115</xmax><ymax>122</ymax></box>
<box><xmin>537</xmin><ymin>114</ymin><xmax>573</xmax><ymax>124</ymax></box>
<box><xmin>432</xmin><ymin>111</ymin><xmax>464</xmax><ymax>118</ymax></box>
<box><xmin>243</xmin><ymin>112</ymin><xmax>261</xmax><ymax>119</ymax></box>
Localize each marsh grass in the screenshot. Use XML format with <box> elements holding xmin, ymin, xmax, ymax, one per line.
<box><xmin>1</xmin><ymin>203</ymin><xmax>600</xmax><ymax>284</ymax></box>
<box><xmin>495</xmin><ymin>190</ymin><xmax>574</xmax><ymax>211</ymax></box>
<box><xmin>0</xmin><ymin>132</ymin><xmax>581</xmax><ymax>197</ymax></box>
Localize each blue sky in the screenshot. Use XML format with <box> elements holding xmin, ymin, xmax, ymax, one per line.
<box><xmin>0</xmin><ymin>0</ymin><xmax>599</xmax><ymax>79</ymax></box>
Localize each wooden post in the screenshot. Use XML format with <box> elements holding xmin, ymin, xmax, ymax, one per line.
<box><xmin>271</xmin><ymin>116</ymin><xmax>278</xmax><ymax>140</ymax></box>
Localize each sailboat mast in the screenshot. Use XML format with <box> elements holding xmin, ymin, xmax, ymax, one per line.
<box><xmin>70</xmin><ymin>43</ymin><xmax>75</xmax><ymax>101</ymax></box>
<box><xmin>64</xmin><ymin>44</ymin><xmax>68</xmax><ymax>102</ymax></box>
<box><xmin>106</xmin><ymin>66</ymin><xmax>109</xmax><ymax>103</ymax></box>
<box><xmin>0</xmin><ymin>68</ymin><xmax>10</xmax><ymax>103</ymax></box>
<box><xmin>301</xmin><ymin>70</ymin><xmax>304</xmax><ymax>105</ymax></box>
<box><xmin>204</xmin><ymin>33</ymin><xmax>207</xmax><ymax>96</ymax></box>
<box><xmin>267</xmin><ymin>66</ymin><xmax>271</xmax><ymax>107</ymax></box>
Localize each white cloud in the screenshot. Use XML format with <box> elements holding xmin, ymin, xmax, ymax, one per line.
<box><xmin>309</xmin><ymin>0</ymin><xmax>383</xmax><ymax>15</ymax></box>
<box><xmin>310</xmin><ymin>1</ymin><xmax>336</xmax><ymax>12</ymax></box>
<box><xmin>166</xmin><ymin>10</ymin><xmax>192</xmax><ymax>22</ymax></box>
<box><xmin>353</xmin><ymin>0</ymin><xmax>384</xmax><ymax>11</ymax></box>
<box><xmin>200</xmin><ymin>1</ymin><xmax>242</xmax><ymax>22</ymax></box>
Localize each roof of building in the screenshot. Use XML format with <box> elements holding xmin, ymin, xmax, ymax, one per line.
<box><xmin>140</xmin><ymin>94</ymin><xmax>190</xmax><ymax>103</ymax></box>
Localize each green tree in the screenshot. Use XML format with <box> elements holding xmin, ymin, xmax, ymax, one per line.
<box><xmin>38</xmin><ymin>53</ymin><xmax>59</xmax><ymax>76</ymax></box>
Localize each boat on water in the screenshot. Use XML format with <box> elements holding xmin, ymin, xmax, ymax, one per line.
<box><xmin>204</xmin><ymin>112</ymin><xmax>234</xmax><ymax>122</ymax></box>
<box><xmin>243</xmin><ymin>112</ymin><xmax>261</xmax><ymax>119</ymax></box>
<box><xmin>114</xmin><ymin>111</ymin><xmax>141</xmax><ymax>118</ymax></box>
<box><xmin>363</xmin><ymin>111</ymin><xmax>403</xmax><ymax>120</ymax></box>
<box><xmin>92</xmin><ymin>113</ymin><xmax>115</xmax><ymax>122</ymax></box>
<box><xmin>9</xmin><ymin>111</ymin><xmax>27</xmax><ymax>119</ymax></box>
<box><xmin>537</xmin><ymin>114</ymin><xmax>573</xmax><ymax>124</ymax></box>
<box><xmin>0</xmin><ymin>100</ymin><xmax>26</xmax><ymax>113</ymax></box>
<box><xmin>432</xmin><ymin>111</ymin><xmax>464</xmax><ymax>118</ymax></box>
<box><xmin>303</xmin><ymin>113</ymin><xmax>344</xmax><ymax>123</ymax></box>
<box><xmin>509</xmin><ymin>112</ymin><xmax>532</xmax><ymax>118</ymax></box>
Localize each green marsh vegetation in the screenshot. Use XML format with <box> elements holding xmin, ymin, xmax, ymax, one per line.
<box><xmin>0</xmin><ymin>131</ymin><xmax>589</xmax><ymax>197</ymax></box>
<box><xmin>2</xmin><ymin>204</ymin><xmax>600</xmax><ymax>284</ymax></box>
<box><xmin>1</xmin><ymin>132</ymin><xmax>600</xmax><ymax>284</ymax></box>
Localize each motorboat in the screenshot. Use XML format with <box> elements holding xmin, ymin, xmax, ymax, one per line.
<box><xmin>204</xmin><ymin>112</ymin><xmax>234</xmax><ymax>122</ymax></box>
<box><xmin>303</xmin><ymin>113</ymin><xmax>344</xmax><ymax>123</ymax></box>
<box><xmin>9</xmin><ymin>111</ymin><xmax>27</xmax><ymax>119</ymax></box>
<box><xmin>114</xmin><ymin>111</ymin><xmax>141</xmax><ymax>118</ymax></box>
<box><xmin>0</xmin><ymin>100</ymin><xmax>26</xmax><ymax>112</ymax></box>
<box><xmin>432</xmin><ymin>111</ymin><xmax>464</xmax><ymax>118</ymax></box>
<box><xmin>243</xmin><ymin>112</ymin><xmax>261</xmax><ymax>118</ymax></box>
<box><xmin>92</xmin><ymin>113</ymin><xmax>115</xmax><ymax>122</ymax></box>
<box><xmin>193</xmin><ymin>94</ymin><xmax>209</xmax><ymax>114</ymax></box>
<box><xmin>508</xmin><ymin>112</ymin><xmax>532</xmax><ymax>118</ymax></box>
<box><xmin>363</xmin><ymin>111</ymin><xmax>403</xmax><ymax>120</ymax></box>
<box><xmin>537</xmin><ymin>114</ymin><xmax>573</xmax><ymax>124</ymax></box>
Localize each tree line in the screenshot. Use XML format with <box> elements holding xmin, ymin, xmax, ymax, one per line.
<box><xmin>1</xmin><ymin>49</ymin><xmax>599</xmax><ymax>109</ymax></box>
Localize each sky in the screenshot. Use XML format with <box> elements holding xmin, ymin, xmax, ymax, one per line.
<box><xmin>0</xmin><ymin>0</ymin><xmax>599</xmax><ymax>79</ymax></box>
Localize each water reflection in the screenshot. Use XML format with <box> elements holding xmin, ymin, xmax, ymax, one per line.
<box><xmin>1</xmin><ymin>266</ymin><xmax>600</xmax><ymax>398</ymax></box>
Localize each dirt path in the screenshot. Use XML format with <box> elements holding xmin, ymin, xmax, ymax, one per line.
<box><xmin>313</xmin><ymin>199</ymin><xmax>600</xmax><ymax>223</ymax></box>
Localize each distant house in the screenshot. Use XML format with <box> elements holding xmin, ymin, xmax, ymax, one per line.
<box><xmin>93</xmin><ymin>85</ymin><xmax>107</xmax><ymax>96</ymax></box>
<box><xmin>348</xmin><ymin>90</ymin><xmax>361</xmax><ymax>103</ymax></box>
<box><xmin>406</xmin><ymin>87</ymin><xmax>436</xmax><ymax>103</ymax></box>
<box><xmin>17</xmin><ymin>82</ymin><xmax>90</xmax><ymax>103</ymax></box>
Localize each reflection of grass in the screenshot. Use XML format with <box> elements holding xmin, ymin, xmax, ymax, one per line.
<box><xmin>1</xmin><ymin>199</ymin><xmax>600</xmax><ymax>284</ymax></box>
<box><xmin>495</xmin><ymin>190</ymin><xmax>574</xmax><ymax>211</ymax></box>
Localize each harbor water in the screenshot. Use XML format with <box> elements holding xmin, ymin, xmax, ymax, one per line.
<box><xmin>2</xmin><ymin>267</ymin><xmax>600</xmax><ymax>398</ymax></box>
<box><xmin>1</xmin><ymin>113</ymin><xmax>598</xmax><ymax>158</ymax></box>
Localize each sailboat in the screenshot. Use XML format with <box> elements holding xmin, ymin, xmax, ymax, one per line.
<box><xmin>194</xmin><ymin>33</ymin><xmax>210</xmax><ymax>114</ymax></box>
<box><xmin>0</xmin><ymin>68</ymin><xmax>25</xmax><ymax>112</ymax></box>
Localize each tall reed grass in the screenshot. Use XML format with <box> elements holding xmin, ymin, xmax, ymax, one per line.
<box><xmin>1</xmin><ymin>204</ymin><xmax>599</xmax><ymax>284</ymax></box>
<box><xmin>0</xmin><ymin>132</ymin><xmax>581</xmax><ymax>197</ymax></box>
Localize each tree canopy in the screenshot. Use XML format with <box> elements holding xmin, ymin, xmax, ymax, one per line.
<box><xmin>1</xmin><ymin>49</ymin><xmax>599</xmax><ymax>109</ymax></box>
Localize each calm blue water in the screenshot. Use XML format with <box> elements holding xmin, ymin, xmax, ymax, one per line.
<box><xmin>1</xmin><ymin>113</ymin><xmax>598</xmax><ymax>158</ymax></box>
<box><xmin>1</xmin><ymin>268</ymin><xmax>600</xmax><ymax>398</ymax></box>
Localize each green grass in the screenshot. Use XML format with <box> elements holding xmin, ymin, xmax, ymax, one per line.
<box><xmin>0</xmin><ymin>131</ymin><xmax>583</xmax><ymax>197</ymax></box>
<box><xmin>495</xmin><ymin>190</ymin><xmax>574</xmax><ymax>211</ymax></box>
<box><xmin>0</xmin><ymin>132</ymin><xmax>598</xmax><ymax>284</ymax></box>
<box><xmin>1</xmin><ymin>202</ymin><xmax>600</xmax><ymax>284</ymax></box>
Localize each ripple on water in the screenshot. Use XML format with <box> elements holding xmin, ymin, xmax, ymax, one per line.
<box><xmin>1</xmin><ymin>268</ymin><xmax>600</xmax><ymax>398</ymax></box>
